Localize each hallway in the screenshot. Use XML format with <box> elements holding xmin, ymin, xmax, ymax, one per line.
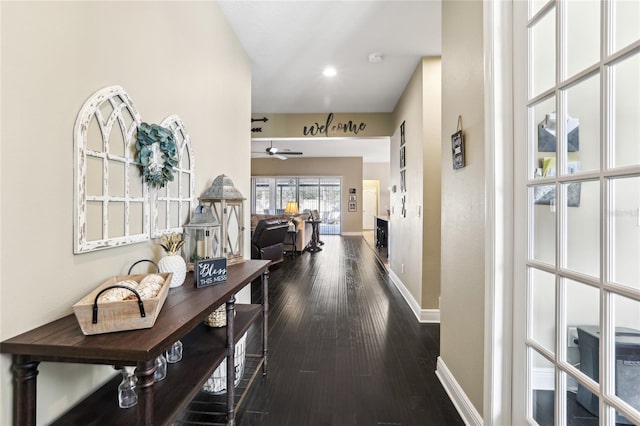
<box><xmin>239</xmin><ymin>235</ymin><xmax>463</xmax><ymax>425</ymax></box>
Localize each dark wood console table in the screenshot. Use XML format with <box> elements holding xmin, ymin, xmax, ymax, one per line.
<box><xmin>0</xmin><ymin>259</ymin><xmax>271</xmax><ymax>426</ymax></box>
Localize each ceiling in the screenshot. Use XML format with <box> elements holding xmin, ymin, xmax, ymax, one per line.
<box><xmin>217</xmin><ymin>0</ymin><xmax>442</xmax><ymax>162</ymax></box>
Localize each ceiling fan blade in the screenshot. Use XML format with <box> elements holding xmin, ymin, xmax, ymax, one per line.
<box><xmin>281</xmin><ymin>151</ymin><xmax>303</xmax><ymax>155</ymax></box>
<box><xmin>274</xmin><ymin>154</ymin><xmax>288</xmax><ymax>160</ymax></box>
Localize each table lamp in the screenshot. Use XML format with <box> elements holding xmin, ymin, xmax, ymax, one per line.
<box><xmin>284</xmin><ymin>201</ymin><xmax>299</xmax><ymax>216</ymax></box>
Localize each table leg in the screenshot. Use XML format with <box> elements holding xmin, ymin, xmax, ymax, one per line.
<box><xmin>12</xmin><ymin>355</ymin><xmax>39</xmax><ymax>426</ymax></box>
<box><xmin>226</xmin><ymin>295</ymin><xmax>236</xmax><ymax>425</ymax></box>
<box><xmin>135</xmin><ymin>359</ymin><xmax>155</xmax><ymax>426</ymax></box>
<box><xmin>262</xmin><ymin>269</ymin><xmax>269</xmax><ymax>376</ymax></box>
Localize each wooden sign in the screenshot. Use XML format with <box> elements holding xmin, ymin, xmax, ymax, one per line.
<box><xmin>195</xmin><ymin>257</ymin><xmax>227</xmax><ymax>288</ymax></box>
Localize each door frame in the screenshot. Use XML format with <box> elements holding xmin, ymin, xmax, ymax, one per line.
<box><xmin>482</xmin><ymin>1</ymin><xmax>516</xmax><ymax>424</ymax></box>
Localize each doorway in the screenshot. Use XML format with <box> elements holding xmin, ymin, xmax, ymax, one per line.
<box><xmin>362</xmin><ymin>180</ymin><xmax>379</xmax><ymax>230</ymax></box>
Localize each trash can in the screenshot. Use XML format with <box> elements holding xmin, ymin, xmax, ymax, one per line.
<box><xmin>576</xmin><ymin>326</ymin><xmax>640</xmax><ymax>424</ymax></box>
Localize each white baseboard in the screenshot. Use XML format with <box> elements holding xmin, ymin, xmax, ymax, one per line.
<box><xmin>341</xmin><ymin>231</ymin><xmax>363</xmax><ymax>236</ymax></box>
<box><xmin>388</xmin><ymin>270</ymin><xmax>440</xmax><ymax>323</ymax></box>
<box><xmin>436</xmin><ymin>357</ymin><xmax>483</xmax><ymax>426</ymax></box>
<box><xmin>531</xmin><ymin>367</ymin><xmax>555</xmax><ymax>391</ymax></box>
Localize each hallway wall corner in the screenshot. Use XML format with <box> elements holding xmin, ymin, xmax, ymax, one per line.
<box><xmin>436</xmin><ymin>357</ymin><xmax>483</xmax><ymax>426</ymax></box>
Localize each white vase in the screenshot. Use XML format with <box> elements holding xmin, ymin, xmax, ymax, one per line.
<box><xmin>158</xmin><ymin>254</ymin><xmax>186</xmax><ymax>288</ymax></box>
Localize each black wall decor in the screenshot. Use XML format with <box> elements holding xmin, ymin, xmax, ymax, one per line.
<box><xmin>251</xmin><ymin>116</ymin><xmax>268</xmax><ymax>134</ymax></box>
<box><xmin>302</xmin><ymin>113</ymin><xmax>367</xmax><ymax>137</ymax></box>
<box><xmin>451</xmin><ymin>116</ymin><xmax>465</xmax><ymax>170</ymax></box>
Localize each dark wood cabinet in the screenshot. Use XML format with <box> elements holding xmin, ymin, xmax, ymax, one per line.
<box><xmin>1</xmin><ymin>259</ymin><xmax>270</xmax><ymax>426</ymax></box>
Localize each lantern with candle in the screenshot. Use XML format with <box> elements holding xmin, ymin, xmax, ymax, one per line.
<box><xmin>182</xmin><ymin>205</ymin><xmax>221</xmax><ymax>270</ymax></box>
<box><xmin>199</xmin><ymin>174</ymin><xmax>246</xmax><ymax>265</ymax></box>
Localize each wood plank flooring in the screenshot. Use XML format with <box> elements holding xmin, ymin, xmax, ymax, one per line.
<box><xmin>239</xmin><ymin>235</ymin><xmax>463</xmax><ymax>426</ymax></box>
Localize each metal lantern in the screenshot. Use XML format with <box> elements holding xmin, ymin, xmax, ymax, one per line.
<box><xmin>183</xmin><ymin>205</ymin><xmax>221</xmax><ymax>270</ymax></box>
<box><xmin>199</xmin><ymin>174</ymin><xmax>246</xmax><ymax>265</ymax></box>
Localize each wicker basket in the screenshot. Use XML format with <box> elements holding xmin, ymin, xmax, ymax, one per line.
<box><xmin>204</xmin><ymin>305</ymin><xmax>232</xmax><ymax>327</ymax></box>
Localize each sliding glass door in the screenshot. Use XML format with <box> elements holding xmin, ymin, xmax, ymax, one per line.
<box><xmin>251</xmin><ymin>176</ymin><xmax>342</xmax><ymax>234</ymax></box>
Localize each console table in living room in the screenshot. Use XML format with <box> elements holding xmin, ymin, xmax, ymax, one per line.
<box><xmin>0</xmin><ymin>259</ymin><xmax>271</xmax><ymax>426</ymax></box>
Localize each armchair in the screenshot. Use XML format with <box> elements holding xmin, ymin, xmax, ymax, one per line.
<box><xmin>250</xmin><ymin>218</ymin><xmax>290</xmax><ymax>264</ymax></box>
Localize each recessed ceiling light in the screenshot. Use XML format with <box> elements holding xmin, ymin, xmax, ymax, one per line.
<box><xmin>368</xmin><ymin>52</ymin><xmax>383</xmax><ymax>63</ymax></box>
<box><xmin>322</xmin><ymin>67</ymin><xmax>337</xmax><ymax>77</ymax></box>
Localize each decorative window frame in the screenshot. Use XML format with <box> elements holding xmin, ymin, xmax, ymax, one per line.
<box><xmin>152</xmin><ymin>114</ymin><xmax>196</xmax><ymax>238</ymax></box>
<box><xmin>74</xmin><ymin>86</ymin><xmax>149</xmax><ymax>253</ymax></box>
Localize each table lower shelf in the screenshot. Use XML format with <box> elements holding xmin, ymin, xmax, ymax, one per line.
<box><xmin>174</xmin><ymin>354</ymin><xmax>264</xmax><ymax>425</ymax></box>
<box><xmin>51</xmin><ymin>304</ymin><xmax>263</xmax><ymax>426</ymax></box>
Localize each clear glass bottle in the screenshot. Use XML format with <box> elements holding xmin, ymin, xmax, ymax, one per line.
<box><xmin>118</xmin><ymin>366</ymin><xmax>138</xmax><ymax>409</ymax></box>
<box><xmin>154</xmin><ymin>354</ymin><xmax>167</xmax><ymax>382</ymax></box>
<box><xmin>165</xmin><ymin>340</ymin><xmax>183</xmax><ymax>363</ymax></box>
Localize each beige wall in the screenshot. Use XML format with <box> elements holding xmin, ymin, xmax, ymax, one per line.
<box><xmin>421</xmin><ymin>58</ymin><xmax>442</xmax><ymax>310</ymax></box>
<box><xmin>0</xmin><ymin>2</ymin><xmax>251</xmax><ymax>424</ymax></box>
<box><xmin>440</xmin><ymin>0</ymin><xmax>485</xmax><ymax>416</ymax></box>
<box><xmin>390</xmin><ymin>58</ymin><xmax>441</xmax><ymax>310</ymax></box>
<box><xmin>251</xmin><ymin>113</ymin><xmax>393</xmax><ymax>138</ymax></box>
<box><xmin>251</xmin><ymin>157</ymin><xmax>363</xmax><ymax>233</ymax></box>
<box><xmin>363</xmin><ymin>162</ymin><xmax>391</xmax><ymax>216</ymax></box>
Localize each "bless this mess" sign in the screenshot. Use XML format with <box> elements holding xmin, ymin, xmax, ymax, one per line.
<box><xmin>194</xmin><ymin>257</ymin><xmax>227</xmax><ymax>288</ymax></box>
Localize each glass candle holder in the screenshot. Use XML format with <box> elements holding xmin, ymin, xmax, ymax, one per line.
<box><xmin>165</xmin><ymin>340</ymin><xmax>183</xmax><ymax>363</ymax></box>
<box><xmin>154</xmin><ymin>354</ymin><xmax>167</xmax><ymax>382</ymax></box>
<box><xmin>118</xmin><ymin>367</ymin><xmax>138</xmax><ymax>409</ymax></box>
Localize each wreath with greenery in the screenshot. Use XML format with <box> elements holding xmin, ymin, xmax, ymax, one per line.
<box><xmin>135</xmin><ymin>122</ymin><xmax>178</xmax><ymax>188</ymax></box>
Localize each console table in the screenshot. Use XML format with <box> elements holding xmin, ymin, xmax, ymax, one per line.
<box><xmin>0</xmin><ymin>259</ymin><xmax>270</xmax><ymax>426</ymax></box>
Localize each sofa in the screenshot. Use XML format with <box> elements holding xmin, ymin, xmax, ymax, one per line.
<box><xmin>251</xmin><ymin>212</ymin><xmax>313</xmax><ymax>253</ymax></box>
<box><xmin>250</xmin><ymin>218</ymin><xmax>290</xmax><ymax>264</ymax></box>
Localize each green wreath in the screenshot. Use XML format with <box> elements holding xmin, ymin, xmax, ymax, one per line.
<box><xmin>135</xmin><ymin>122</ymin><xmax>178</xmax><ymax>188</ymax></box>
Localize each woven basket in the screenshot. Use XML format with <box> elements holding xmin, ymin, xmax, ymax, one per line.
<box><xmin>204</xmin><ymin>305</ymin><xmax>231</xmax><ymax>327</ymax></box>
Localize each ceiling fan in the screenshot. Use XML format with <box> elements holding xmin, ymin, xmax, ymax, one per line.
<box><xmin>252</xmin><ymin>141</ymin><xmax>303</xmax><ymax>160</ymax></box>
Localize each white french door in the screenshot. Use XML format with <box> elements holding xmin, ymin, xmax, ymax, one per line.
<box><xmin>513</xmin><ymin>0</ymin><xmax>640</xmax><ymax>425</ymax></box>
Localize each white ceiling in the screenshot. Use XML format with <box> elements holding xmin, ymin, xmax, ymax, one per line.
<box><xmin>218</xmin><ymin>0</ymin><xmax>442</xmax><ymax>162</ymax></box>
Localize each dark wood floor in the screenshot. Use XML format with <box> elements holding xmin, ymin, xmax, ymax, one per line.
<box><xmin>237</xmin><ymin>235</ymin><xmax>463</xmax><ymax>426</ymax></box>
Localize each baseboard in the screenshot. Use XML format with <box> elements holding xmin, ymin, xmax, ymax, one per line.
<box><xmin>388</xmin><ymin>270</ymin><xmax>440</xmax><ymax>323</ymax></box>
<box><xmin>531</xmin><ymin>367</ymin><xmax>554</xmax><ymax>391</ymax></box>
<box><xmin>436</xmin><ymin>357</ymin><xmax>483</xmax><ymax>426</ymax></box>
<box><xmin>341</xmin><ymin>231</ymin><xmax>363</xmax><ymax>236</ymax></box>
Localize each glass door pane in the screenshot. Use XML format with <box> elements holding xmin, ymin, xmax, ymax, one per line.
<box><xmin>611</xmin><ymin>53</ymin><xmax>640</xmax><ymax>169</ymax></box>
<box><xmin>530</xmin><ymin>349</ymin><xmax>556</xmax><ymax>425</ymax></box>
<box><xmin>565</xmin><ymin>0</ymin><xmax>600</xmax><ymax>77</ymax></box>
<box><xmin>613</xmin><ymin>0</ymin><xmax>640</xmax><ymax>51</ymax></box>
<box><xmin>564</xmin><ymin>73</ymin><xmax>600</xmax><ymax>174</ymax></box>
<box><xmin>531</xmin><ymin>7</ymin><xmax>556</xmax><ymax>97</ymax></box>
<box><xmin>610</xmin><ymin>176</ymin><xmax>640</xmax><ymax>290</ymax></box>
<box><xmin>519</xmin><ymin>1</ymin><xmax>640</xmax><ymax>425</ymax></box>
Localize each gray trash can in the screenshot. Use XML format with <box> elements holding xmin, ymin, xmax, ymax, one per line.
<box><xmin>576</xmin><ymin>325</ymin><xmax>640</xmax><ymax>424</ymax></box>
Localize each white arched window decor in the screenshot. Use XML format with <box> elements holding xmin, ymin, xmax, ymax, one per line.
<box><xmin>152</xmin><ymin>114</ymin><xmax>195</xmax><ymax>237</ymax></box>
<box><xmin>74</xmin><ymin>86</ymin><xmax>149</xmax><ymax>253</ymax></box>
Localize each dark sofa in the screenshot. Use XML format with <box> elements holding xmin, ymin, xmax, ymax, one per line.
<box><xmin>250</xmin><ymin>218</ymin><xmax>290</xmax><ymax>264</ymax></box>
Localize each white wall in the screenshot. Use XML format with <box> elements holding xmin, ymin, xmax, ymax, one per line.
<box><xmin>0</xmin><ymin>2</ymin><xmax>251</xmax><ymax>424</ymax></box>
